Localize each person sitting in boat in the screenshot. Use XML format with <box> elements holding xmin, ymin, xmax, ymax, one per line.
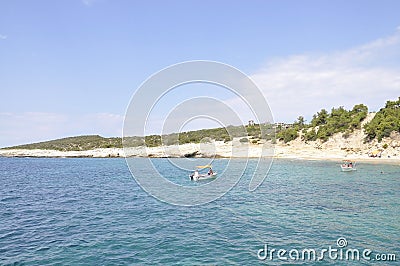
<box><xmin>208</xmin><ymin>168</ymin><xmax>214</xmax><ymax>175</ymax></box>
<box><xmin>349</xmin><ymin>162</ymin><xmax>353</xmax><ymax>168</ymax></box>
<box><xmin>193</xmin><ymin>170</ymin><xmax>199</xmax><ymax>178</ymax></box>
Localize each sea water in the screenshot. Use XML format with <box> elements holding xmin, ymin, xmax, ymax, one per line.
<box><xmin>0</xmin><ymin>157</ymin><xmax>399</xmax><ymax>265</ymax></box>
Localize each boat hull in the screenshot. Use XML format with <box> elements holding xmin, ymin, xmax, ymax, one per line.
<box><xmin>341</xmin><ymin>166</ymin><xmax>357</xmax><ymax>172</ymax></box>
<box><xmin>190</xmin><ymin>173</ymin><xmax>217</xmax><ymax>181</ymax></box>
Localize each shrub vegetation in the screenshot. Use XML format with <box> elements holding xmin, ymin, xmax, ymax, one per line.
<box><xmin>364</xmin><ymin>97</ymin><xmax>400</xmax><ymax>142</ymax></box>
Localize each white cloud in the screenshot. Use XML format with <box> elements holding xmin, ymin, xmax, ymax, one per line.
<box><xmin>250</xmin><ymin>29</ymin><xmax>400</xmax><ymax>123</ymax></box>
<box><xmin>0</xmin><ymin>112</ymin><xmax>123</xmax><ymax>147</ymax></box>
<box><xmin>0</xmin><ymin>34</ymin><xmax>7</xmax><ymax>40</ymax></box>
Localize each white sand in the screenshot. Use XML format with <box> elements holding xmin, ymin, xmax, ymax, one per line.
<box><xmin>1</xmin><ymin>137</ymin><xmax>399</xmax><ymax>164</ymax></box>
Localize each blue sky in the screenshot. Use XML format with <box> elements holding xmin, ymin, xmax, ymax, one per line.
<box><xmin>1</xmin><ymin>0</ymin><xmax>400</xmax><ymax>147</ymax></box>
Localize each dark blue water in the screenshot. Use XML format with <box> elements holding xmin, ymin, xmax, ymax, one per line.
<box><xmin>0</xmin><ymin>158</ymin><xmax>399</xmax><ymax>265</ymax></box>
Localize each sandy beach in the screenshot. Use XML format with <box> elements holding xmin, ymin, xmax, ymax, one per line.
<box><xmin>1</xmin><ymin>134</ymin><xmax>399</xmax><ymax>164</ymax></box>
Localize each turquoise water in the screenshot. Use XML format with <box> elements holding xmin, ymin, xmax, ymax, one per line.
<box><xmin>0</xmin><ymin>157</ymin><xmax>398</xmax><ymax>265</ymax></box>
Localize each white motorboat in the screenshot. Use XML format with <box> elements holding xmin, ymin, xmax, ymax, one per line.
<box><xmin>341</xmin><ymin>160</ymin><xmax>357</xmax><ymax>172</ymax></box>
<box><xmin>189</xmin><ymin>165</ymin><xmax>217</xmax><ymax>181</ymax></box>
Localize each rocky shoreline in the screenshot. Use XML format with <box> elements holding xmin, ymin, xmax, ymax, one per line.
<box><xmin>1</xmin><ymin>136</ymin><xmax>399</xmax><ymax>164</ymax></box>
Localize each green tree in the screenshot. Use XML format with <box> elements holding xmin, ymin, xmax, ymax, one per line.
<box><xmin>311</xmin><ymin>109</ymin><xmax>328</xmax><ymax>126</ymax></box>
<box><xmin>276</xmin><ymin>127</ymin><xmax>298</xmax><ymax>143</ymax></box>
<box><xmin>364</xmin><ymin>97</ymin><xmax>400</xmax><ymax>142</ymax></box>
<box><xmin>304</xmin><ymin>128</ymin><xmax>317</xmax><ymax>141</ymax></box>
<box><xmin>294</xmin><ymin>116</ymin><xmax>306</xmax><ymax>129</ymax></box>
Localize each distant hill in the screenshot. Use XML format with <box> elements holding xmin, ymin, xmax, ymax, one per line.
<box><xmin>2</xmin><ymin>135</ymin><xmax>123</xmax><ymax>151</ymax></box>
<box><xmin>3</xmin><ymin>97</ymin><xmax>399</xmax><ymax>151</ymax></box>
<box><xmin>2</xmin><ymin>124</ymin><xmax>275</xmax><ymax>151</ymax></box>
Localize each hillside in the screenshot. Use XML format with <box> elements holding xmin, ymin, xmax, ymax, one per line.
<box><xmin>2</xmin><ymin>97</ymin><xmax>399</xmax><ymax>159</ymax></box>
<box><xmin>2</xmin><ymin>124</ymin><xmax>275</xmax><ymax>151</ymax></box>
<box><xmin>2</xmin><ymin>135</ymin><xmax>123</xmax><ymax>151</ymax></box>
<box><xmin>276</xmin><ymin>97</ymin><xmax>400</xmax><ymax>144</ymax></box>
